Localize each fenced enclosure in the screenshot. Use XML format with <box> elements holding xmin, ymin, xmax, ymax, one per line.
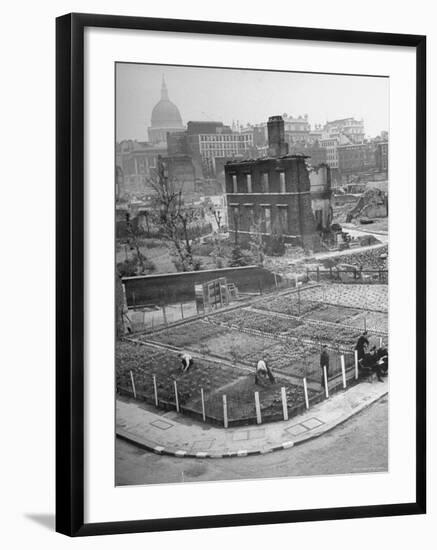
<box><xmin>116</xmin><ymin>338</ymin><xmax>361</xmax><ymax>427</ymax></box>
<box><xmin>117</xmin><ymin>276</ymin><xmax>388</xmax><ymax>427</ymax></box>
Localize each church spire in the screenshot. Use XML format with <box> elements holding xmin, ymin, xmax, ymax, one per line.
<box><xmin>161</xmin><ymin>75</ymin><xmax>169</xmax><ymax>101</ymax></box>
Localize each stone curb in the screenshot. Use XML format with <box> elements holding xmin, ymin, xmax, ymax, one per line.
<box><xmin>116</xmin><ymin>390</ymin><xmax>388</xmax><ymax>459</ymax></box>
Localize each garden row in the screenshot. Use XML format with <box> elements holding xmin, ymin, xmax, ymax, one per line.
<box><xmin>255</xmin><ymin>284</ymin><xmax>388</xmax><ymax>315</ymax></box>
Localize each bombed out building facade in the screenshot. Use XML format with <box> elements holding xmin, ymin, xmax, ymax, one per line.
<box><xmin>225</xmin><ymin>116</ymin><xmax>332</xmax><ymax>251</ymax></box>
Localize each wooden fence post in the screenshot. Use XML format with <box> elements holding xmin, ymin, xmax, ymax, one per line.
<box><xmin>180</xmin><ymin>302</ymin><xmax>184</xmax><ymax>319</ymax></box>
<box><xmin>254</xmin><ymin>392</ymin><xmax>262</xmax><ymax>424</ymax></box>
<box><xmin>153</xmin><ymin>374</ymin><xmax>158</xmax><ymax>406</ymax></box>
<box><xmin>341</xmin><ymin>355</ymin><xmax>347</xmax><ymax>389</ymax></box>
<box><xmin>223</xmin><ymin>395</ymin><xmax>228</xmax><ymax>428</ymax></box>
<box><xmin>303</xmin><ymin>377</ymin><xmax>310</xmax><ymax>410</ymax></box>
<box><xmin>281</xmin><ymin>387</ymin><xmax>288</xmax><ymax>420</ymax></box>
<box><xmin>174</xmin><ymin>380</ymin><xmax>179</xmax><ymax>412</ymax></box>
<box><xmin>323</xmin><ymin>366</ymin><xmax>329</xmax><ymax>398</ymax></box>
<box><xmin>354</xmin><ymin>350</ymin><xmax>359</xmax><ymax>380</ymax></box>
<box><xmin>162</xmin><ymin>304</ymin><xmax>168</xmax><ymax>326</ymax></box>
<box><xmin>316</xmin><ymin>266</ymin><xmax>320</xmax><ymax>282</ymax></box>
<box><xmin>201</xmin><ymin>388</ymin><xmax>206</xmax><ymax>422</ymax></box>
<box><xmin>274</xmin><ymin>273</ymin><xmax>278</xmax><ymax>288</ymax></box>
<box><xmin>130</xmin><ymin>370</ymin><xmax>137</xmax><ymax>399</ymax></box>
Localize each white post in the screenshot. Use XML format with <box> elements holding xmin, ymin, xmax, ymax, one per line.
<box><xmin>130</xmin><ymin>370</ymin><xmax>137</xmax><ymax>399</ymax></box>
<box><xmin>354</xmin><ymin>350</ymin><xmax>359</xmax><ymax>380</ymax></box>
<box><xmin>274</xmin><ymin>272</ymin><xmax>278</xmax><ymax>288</ymax></box>
<box><xmin>379</xmin><ymin>337</ymin><xmax>383</xmax><ymax>348</ymax></box>
<box><xmin>323</xmin><ymin>366</ymin><xmax>329</xmax><ymax>398</ymax></box>
<box><xmin>364</xmin><ymin>316</ymin><xmax>367</xmax><ymax>332</ymax></box>
<box><xmin>153</xmin><ymin>375</ymin><xmax>158</xmax><ymax>406</ymax></box>
<box><xmin>201</xmin><ymin>388</ymin><xmax>206</xmax><ymax>422</ymax></box>
<box><xmin>223</xmin><ymin>395</ymin><xmax>228</xmax><ymax>428</ymax></box>
<box><xmin>174</xmin><ymin>380</ymin><xmax>179</xmax><ymax>412</ymax></box>
<box><xmin>303</xmin><ymin>377</ymin><xmax>310</xmax><ymax>410</ymax></box>
<box><xmin>254</xmin><ymin>391</ymin><xmax>262</xmax><ymax>424</ymax></box>
<box><xmin>143</xmin><ymin>310</ymin><xmax>147</xmax><ymax>328</ymax></box>
<box><xmin>341</xmin><ymin>355</ymin><xmax>347</xmax><ymax>389</ymax></box>
<box><xmin>180</xmin><ymin>302</ymin><xmax>184</xmax><ymax>319</ymax></box>
<box><xmin>281</xmin><ymin>387</ymin><xmax>288</xmax><ymax>420</ymax></box>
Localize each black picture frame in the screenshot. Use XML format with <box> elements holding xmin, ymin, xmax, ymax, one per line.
<box><xmin>56</xmin><ymin>12</ymin><xmax>426</xmax><ymax>537</ymax></box>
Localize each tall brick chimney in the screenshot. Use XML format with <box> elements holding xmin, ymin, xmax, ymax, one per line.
<box><xmin>267</xmin><ymin>115</ymin><xmax>289</xmax><ymax>157</ymax></box>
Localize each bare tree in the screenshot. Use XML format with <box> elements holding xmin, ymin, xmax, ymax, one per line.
<box><xmin>249</xmin><ymin>218</ymin><xmax>265</xmax><ymax>266</ymax></box>
<box><xmin>203</xmin><ymin>197</ymin><xmax>224</xmax><ymax>263</ymax></box>
<box><xmin>148</xmin><ymin>157</ymin><xmax>201</xmax><ymax>271</ymax></box>
<box><xmin>125</xmin><ymin>212</ymin><xmax>148</xmax><ymax>273</ymax></box>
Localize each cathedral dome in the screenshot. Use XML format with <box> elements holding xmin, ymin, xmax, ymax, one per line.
<box><xmin>150</xmin><ymin>77</ymin><xmax>183</xmax><ymax>129</ymax></box>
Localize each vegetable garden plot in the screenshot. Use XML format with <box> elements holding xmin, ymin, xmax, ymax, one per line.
<box><xmin>289</xmin><ymin>322</ymin><xmax>362</xmax><ymax>348</ymax></box>
<box><xmin>300</xmin><ymin>284</ymin><xmax>388</xmax><ymax>313</ymax></box>
<box><xmin>116</xmin><ymin>340</ymin><xmax>243</xmax><ymax>406</ymax></box>
<box><xmin>302</xmin><ymin>304</ymin><xmax>362</xmax><ymax>324</ymax></box>
<box><xmin>191</xmin><ymin>330</ymin><xmax>277</xmax><ymax>364</ymax></box>
<box><xmin>186</xmin><ymin>374</ymin><xmax>318</xmax><ymax>422</ymax></box>
<box><xmin>255</xmin><ymin>293</ymin><xmax>323</xmax><ymax>316</ymax></box>
<box><xmin>245</xmin><ymin>341</ymin><xmax>355</xmax><ymax>381</ymax></box>
<box><xmin>140</xmin><ymin>320</ymin><xmax>229</xmax><ymax>348</ymax></box>
<box><xmin>344</xmin><ymin>311</ymin><xmax>388</xmax><ymax>334</ymax></box>
<box><xmin>213</xmin><ymin>308</ymin><xmax>302</xmax><ymax>334</ymax></box>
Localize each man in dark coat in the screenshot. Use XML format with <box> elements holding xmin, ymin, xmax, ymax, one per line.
<box><xmin>355</xmin><ymin>330</ymin><xmax>369</xmax><ymax>361</ymax></box>
<box><xmin>320</xmin><ymin>345</ymin><xmax>330</xmax><ymax>389</ymax></box>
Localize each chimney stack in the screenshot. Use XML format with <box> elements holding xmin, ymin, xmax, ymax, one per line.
<box><xmin>267</xmin><ymin>115</ymin><xmax>289</xmax><ymax>157</ymax></box>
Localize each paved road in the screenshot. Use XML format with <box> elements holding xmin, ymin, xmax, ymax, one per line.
<box><xmin>116</xmin><ymin>396</ymin><xmax>388</xmax><ymax>486</ymax></box>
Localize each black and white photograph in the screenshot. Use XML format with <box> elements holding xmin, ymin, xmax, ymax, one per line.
<box><xmin>115</xmin><ymin>63</ymin><xmax>390</xmax><ymax>486</ymax></box>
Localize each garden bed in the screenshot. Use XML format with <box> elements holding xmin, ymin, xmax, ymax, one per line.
<box><xmin>116</xmin><ymin>340</ymin><xmax>244</xmax><ymax>406</ymax></box>
<box><xmin>212</xmin><ymin>308</ymin><xmax>302</xmax><ymax>334</ymax></box>
<box><xmin>301</xmin><ymin>284</ymin><xmax>388</xmax><ymax>313</ymax></box>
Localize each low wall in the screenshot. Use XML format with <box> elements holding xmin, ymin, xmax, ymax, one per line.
<box><xmin>123</xmin><ymin>265</ymin><xmax>280</xmax><ymax>307</ymax></box>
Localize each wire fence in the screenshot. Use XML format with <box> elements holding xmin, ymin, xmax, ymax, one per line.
<box><xmin>117</xmin><ymin>350</ymin><xmax>362</xmax><ymax>428</ymax></box>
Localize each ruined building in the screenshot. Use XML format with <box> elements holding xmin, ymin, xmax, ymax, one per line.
<box><xmin>225</xmin><ymin>116</ymin><xmax>332</xmax><ymax>251</ymax></box>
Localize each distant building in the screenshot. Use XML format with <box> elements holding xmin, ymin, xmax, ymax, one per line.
<box><xmin>283</xmin><ymin>113</ymin><xmax>311</xmax><ymax>144</ymax></box>
<box><xmin>116</xmin><ymin>139</ymin><xmax>166</xmax><ymax>196</ymax></box>
<box><xmin>225</xmin><ymin>116</ymin><xmax>332</xmax><ymax>251</ymax></box>
<box><xmin>375</xmin><ymin>141</ymin><xmax>389</xmax><ymax>173</ymax></box>
<box><xmin>319</xmin><ymin>136</ymin><xmax>341</xmax><ymax>170</ymax></box>
<box><xmin>323</xmin><ymin>117</ymin><xmax>365</xmax><ymax>144</ymax></box>
<box><xmin>289</xmin><ymin>140</ymin><xmax>327</xmax><ymax>167</ymax></box>
<box><xmin>147</xmin><ymin>76</ymin><xmax>184</xmax><ymax>145</ymax></box>
<box><xmin>170</xmin><ymin>121</ymin><xmax>255</xmax><ymax>177</ymax></box>
<box><xmin>337</xmin><ymin>142</ymin><xmax>377</xmax><ymax>174</ymax></box>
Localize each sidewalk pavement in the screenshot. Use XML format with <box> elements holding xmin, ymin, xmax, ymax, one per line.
<box><xmin>116</xmin><ymin>378</ymin><xmax>388</xmax><ymax>458</ymax></box>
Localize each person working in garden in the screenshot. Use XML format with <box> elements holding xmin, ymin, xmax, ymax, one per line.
<box><xmin>178</xmin><ymin>352</ymin><xmax>193</xmax><ymax>373</ymax></box>
<box><xmin>255</xmin><ymin>359</ymin><xmax>275</xmax><ymax>385</ymax></box>
<box><xmin>320</xmin><ymin>345</ymin><xmax>330</xmax><ymax>389</ymax></box>
<box><xmin>355</xmin><ymin>330</ymin><xmax>369</xmax><ymax>361</ymax></box>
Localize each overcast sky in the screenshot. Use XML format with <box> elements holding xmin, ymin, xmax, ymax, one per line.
<box><xmin>116</xmin><ymin>63</ymin><xmax>389</xmax><ymax>142</ymax></box>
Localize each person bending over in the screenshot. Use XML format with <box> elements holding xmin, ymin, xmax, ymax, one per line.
<box><xmin>255</xmin><ymin>359</ymin><xmax>275</xmax><ymax>385</ymax></box>
<box><xmin>178</xmin><ymin>352</ymin><xmax>193</xmax><ymax>373</ymax></box>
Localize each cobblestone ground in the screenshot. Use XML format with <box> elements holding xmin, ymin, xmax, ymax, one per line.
<box><xmin>116</xmin><ymin>396</ymin><xmax>388</xmax><ymax>485</ymax></box>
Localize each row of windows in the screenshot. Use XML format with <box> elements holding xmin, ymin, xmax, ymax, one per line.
<box><xmin>199</xmin><ymin>134</ymin><xmax>253</xmax><ymax>142</ymax></box>
<box><xmin>200</xmin><ymin>144</ymin><xmax>249</xmax><ymax>152</ymax></box>
<box><xmin>230</xmin><ymin>172</ymin><xmax>286</xmax><ymax>194</ymax></box>
<box><xmin>230</xmin><ymin>204</ymin><xmax>288</xmax><ymax>234</ymax></box>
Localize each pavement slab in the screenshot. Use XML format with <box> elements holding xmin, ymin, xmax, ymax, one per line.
<box><xmin>116</xmin><ymin>378</ymin><xmax>388</xmax><ymax>458</ymax></box>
